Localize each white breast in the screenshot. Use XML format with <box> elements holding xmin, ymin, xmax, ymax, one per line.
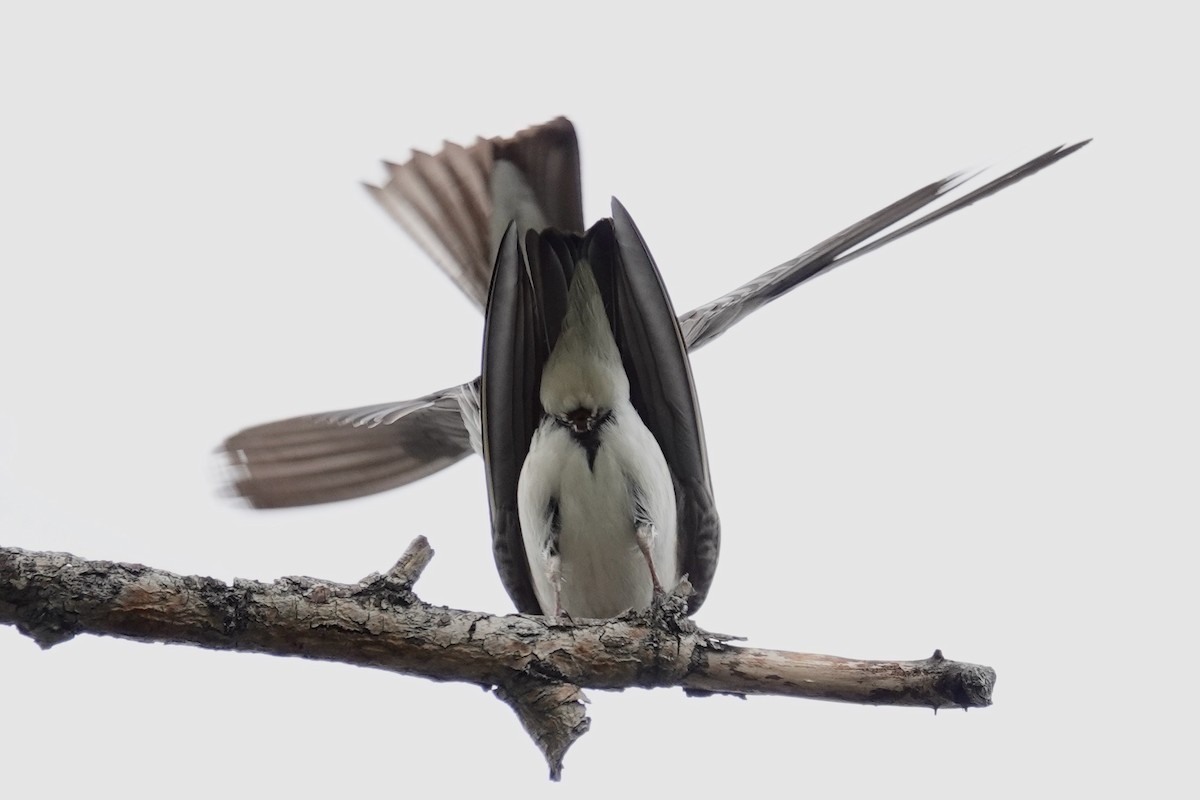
<box><xmin>517</xmin><ymin>405</ymin><xmax>677</xmax><ymax>619</ymax></box>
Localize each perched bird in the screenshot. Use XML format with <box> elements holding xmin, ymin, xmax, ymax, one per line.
<box><xmin>482</xmin><ymin>204</ymin><xmax>715</xmax><ymax>617</ymax></box>
<box><xmin>221</xmin><ymin>118</ymin><xmax>1088</xmax><ymax>617</ymax></box>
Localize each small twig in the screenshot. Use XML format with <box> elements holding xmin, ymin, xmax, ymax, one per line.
<box><xmin>385</xmin><ymin>535</ymin><xmax>434</xmax><ymax>584</ymax></box>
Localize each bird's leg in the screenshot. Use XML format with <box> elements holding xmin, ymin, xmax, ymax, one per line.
<box><xmin>635</xmin><ymin>522</ymin><xmax>666</xmax><ymax>599</ymax></box>
<box><xmin>630</xmin><ymin>484</ymin><xmax>665</xmax><ymax>604</ymax></box>
<box><xmin>540</xmin><ymin>500</ymin><xmax>570</xmax><ymax>619</ymax></box>
<box><xmin>541</xmin><ymin>541</ymin><xmax>568</xmax><ymax>619</ymax></box>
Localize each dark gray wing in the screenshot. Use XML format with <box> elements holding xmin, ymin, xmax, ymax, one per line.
<box><xmin>680</xmin><ymin>140</ymin><xmax>1092</xmax><ymax>350</ymax></box>
<box><xmin>480</xmin><ymin>223</ymin><xmax>547</xmax><ymax>614</ymax></box>
<box><xmin>592</xmin><ymin>202</ymin><xmax>720</xmax><ymax>613</ymax></box>
<box><xmin>221</xmin><ymin>382</ymin><xmax>476</xmax><ymax>509</ymax></box>
<box><xmin>365</xmin><ymin>117</ymin><xmax>583</xmax><ymax>309</ymax></box>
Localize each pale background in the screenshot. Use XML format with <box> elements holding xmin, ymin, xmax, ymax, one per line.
<box><xmin>2</xmin><ymin>3</ymin><xmax>1195</xmax><ymax>796</ymax></box>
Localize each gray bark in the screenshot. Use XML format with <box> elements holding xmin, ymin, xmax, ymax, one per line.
<box><xmin>1</xmin><ymin>537</ymin><xmax>995</xmax><ymax>780</ymax></box>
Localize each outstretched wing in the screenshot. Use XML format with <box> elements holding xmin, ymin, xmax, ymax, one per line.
<box><xmin>222</xmin><ymin>137</ymin><xmax>1088</xmax><ymax>511</ymax></box>
<box><xmin>221</xmin><ymin>382</ymin><xmax>477</xmax><ymax>509</ymax></box>
<box><xmin>365</xmin><ymin>117</ymin><xmax>584</xmax><ymax>309</ymax></box>
<box><xmin>679</xmin><ymin>140</ymin><xmax>1091</xmax><ymax>350</ymax></box>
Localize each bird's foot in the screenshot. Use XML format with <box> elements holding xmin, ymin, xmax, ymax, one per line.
<box><xmin>618</xmin><ymin>575</ymin><xmax>693</xmax><ymax>631</ymax></box>
<box><xmin>655</xmin><ymin>577</ymin><xmax>692</xmax><ymax>618</ymax></box>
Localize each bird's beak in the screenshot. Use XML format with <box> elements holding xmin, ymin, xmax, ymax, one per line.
<box><xmin>566</xmin><ymin>409</ymin><xmax>594</xmax><ymax>433</ymax></box>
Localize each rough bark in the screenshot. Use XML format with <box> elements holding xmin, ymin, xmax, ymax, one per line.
<box><xmin>1</xmin><ymin>537</ymin><xmax>995</xmax><ymax>780</ymax></box>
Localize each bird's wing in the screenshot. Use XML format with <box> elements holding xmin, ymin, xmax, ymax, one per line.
<box><xmin>480</xmin><ymin>223</ymin><xmax>550</xmax><ymax>614</ymax></box>
<box><xmin>591</xmin><ymin>202</ymin><xmax>720</xmax><ymax>612</ymax></box>
<box><xmin>220</xmin><ymin>382</ymin><xmax>477</xmax><ymax>509</ymax></box>
<box><xmin>364</xmin><ymin>117</ymin><xmax>583</xmax><ymax>310</ymax></box>
<box><xmin>492</xmin><ymin>117</ymin><xmax>584</xmax><ymax>234</ymax></box>
<box><xmin>221</xmin><ymin>139</ymin><xmax>1088</xmax><ymax>511</ymax></box>
<box><xmin>679</xmin><ymin>140</ymin><xmax>1091</xmax><ymax>350</ymax></box>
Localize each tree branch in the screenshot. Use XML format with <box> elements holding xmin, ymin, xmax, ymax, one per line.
<box><xmin>1</xmin><ymin>538</ymin><xmax>994</xmax><ymax>780</ymax></box>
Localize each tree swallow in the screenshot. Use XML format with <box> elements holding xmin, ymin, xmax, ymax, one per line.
<box><xmin>482</xmin><ymin>203</ymin><xmax>716</xmax><ymax>617</ymax></box>
<box><xmin>221</xmin><ymin>118</ymin><xmax>1087</xmax><ymax>617</ymax></box>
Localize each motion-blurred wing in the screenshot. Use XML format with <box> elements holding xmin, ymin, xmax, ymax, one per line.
<box><xmin>221</xmin><ymin>382</ymin><xmax>476</xmax><ymax>509</ymax></box>
<box><xmin>679</xmin><ymin>140</ymin><xmax>1091</xmax><ymax>350</ymax></box>
<box><xmin>223</xmin><ymin>137</ymin><xmax>1088</xmax><ymax>511</ymax></box>
<box><xmin>365</xmin><ymin>117</ymin><xmax>583</xmax><ymax>309</ymax></box>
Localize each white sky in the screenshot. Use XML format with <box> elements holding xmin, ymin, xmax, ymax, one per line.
<box><xmin>2</xmin><ymin>3</ymin><xmax>1195</xmax><ymax>796</ymax></box>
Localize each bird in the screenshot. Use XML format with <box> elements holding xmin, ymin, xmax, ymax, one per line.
<box><xmin>221</xmin><ymin>118</ymin><xmax>1088</xmax><ymax>617</ymax></box>
<box><xmin>482</xmin><ymin>202</ymin><xmax>715</xmax><ymax>618</ymax></box>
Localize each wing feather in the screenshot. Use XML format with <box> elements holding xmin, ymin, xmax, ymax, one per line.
<box><xmin>598</xmin><ymin>202</ymin><xmax>721</xmax><ymax>611</ymax></box>
<box><xmin>480</xmin><ymin>223</ymin><xmax>544</xmax><ymax>613</ymax></box>
<box><xmin>224</xmin><ymin>137</ymin><xmax>1087</xmax><ymax>512</ymax></box>
<box><xmin>365</xmin><ymin>117</ymin><xmax>583</xmax><ymax>309</ymax></box>
<box><xmin>680</xmin><ymin>140</ymin><xmax>1091</xmax><ymax>350</ymax></box>
<box><xmin>221</xmin><ymin>384</ymin><xmax>474</xmax><ymax>508</ymax></box>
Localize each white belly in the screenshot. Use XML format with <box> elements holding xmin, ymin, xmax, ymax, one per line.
<box><xmin>517</xmin><ymin>410</ymin><xmax>677</xmax><ymax>618</ymax></box>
